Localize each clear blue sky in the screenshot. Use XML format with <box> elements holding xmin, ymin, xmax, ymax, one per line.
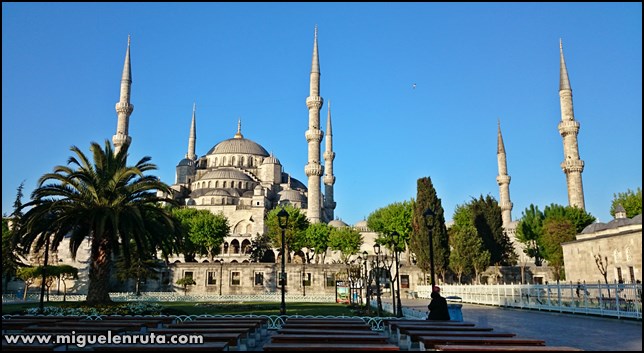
<box><xmin>2</xmin><ymin>2</ymin><xmax>642</xmax><ymax>226</ymax></box>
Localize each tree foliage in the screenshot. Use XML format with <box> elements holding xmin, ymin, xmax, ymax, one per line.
<box><xmin>304</xmin><ymin>222</ymin><xmax>332</xmax><ymax>264</ymax></box>
<box><xmin>248</xmin><ymin>232</ymin><xmax>273</xmax><ymax>263</ymax></box>
<box><xmin>541</xmin><ymin>217</ymin><xmax>576</xmax><ymax>281</ymax></box>
<box><xmin>469</xmin><ymin>195</ymin><xmax>515</xmax><ymax>265</ymax></box>
<box><xmin>610</xmin><ymin>187</ymin><xmax>642</xmax><ymax>218</ymax></box>
<box><xmin>368</xmin><ymin>201</ymin><xmax>413</xmax><ymax>253</ymax></box>
<box><xmin>171</xmin><ymin>207</ymin><xmax>229</xmax><ymax>262</ymax></box>
<box><xmin>409</xmin><ymin>177</ymin><xmax>450</xmax><ymax>281</ymax></box>
<box><xmin>515</xmin><ymin>204</ymin><xmax>545</xmax><ymax>266</ymax></box>
<box><xmin>328</xmin><ymin>227</ymin><xmax>363</xmax><ymax>264</ymax></box>
<box><xmin>265</xmin><ymin>205</ymin><xmax>309</xmax><ymax>263</ymax></box>
<box><xmin>15</xmin><ymin>140</ymin><xmax>181</xmax><ymax>305</ymax></box>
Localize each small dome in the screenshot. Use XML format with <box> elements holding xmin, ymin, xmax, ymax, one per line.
<box><xmin>186</xmin><ymin>199</ymin><xmax>196</xmax><ymax>206</ymax></box>
<box><xmin>201</xmin><ymin>168</ymin><xmax>252</xmax><ymax>181</ymax></box>
<box><xmin>262</xmin><ymin>155</ymin><xmax>280</xmax><ymax>165</ymax></box>
<box><xmin>177</xmin><ymin>158</ymin><xmax>194</xmax><ymax>167</ymax></box>
<box><xmin>278</xmin><ymin>189</ymin><xmax>307</xmax><ymax>203</ymax></box>
<box><xmin>354</xmin><ymin>220</ymin><xmax>369</xmax><ymax>231</ymax></box>
<box><xmin>581</xmin><ymin>222</ymin><xmax>609</xmax><ymax>234</ymax></box>
<box><xmin>328</xmin><ymin>219</ymin><xmax>349</xmax><ymax>228</ymax></box>
<box><xmin>207</xmin><ymin>137</ymin><xmax>269</xmax><ymax>156</ymax></box>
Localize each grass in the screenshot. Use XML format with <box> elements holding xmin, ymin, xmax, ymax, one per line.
<box><xmin>2</xmin><ymin>301</ymin><xmax>373</xmax><ymax>317</ymax></box>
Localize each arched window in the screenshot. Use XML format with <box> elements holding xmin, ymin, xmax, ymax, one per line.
<box><xmin>231</xmin><ymin>239</ymin><xmax>241</xmax><ymax>254</ymax></box>
<box><xmin>232</xmin><ymin>156</ymin><xmax>236</xmax><ymax>166</ymax></box>
<box><xmin>223</xmin><ymin>181</ymin><xmax>227</xmax><ymax>188</ymax></box>
<box><xmin>211</xmin><ymin>197</ymin><xmax>214</xmax><ymax>205</ymax></box>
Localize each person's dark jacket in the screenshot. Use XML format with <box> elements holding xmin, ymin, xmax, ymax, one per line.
<box><xmin>427</xmin><ymin>291</ymin><xmax>450</xmax><ymax>320</ymax></box>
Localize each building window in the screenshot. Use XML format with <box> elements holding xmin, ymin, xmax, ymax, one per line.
<box><xmin>616</xmin><ymin>267</ymin><xmax>623</xmax><ymax>283</ymax></box>
<box><xmin>255</xmin><ymin>272</ymin><xmax>264</xmax><ymax>286</ymax></box>
<box><xmin>325</xmin><ymin>273</ymin><xmax>335</xmax><ymax>287</ymax></box>
<box><xmin>184</xmin><ymin>271</ymin><xmax>194</xmax><ymax>281</ymax></box>
<box><xmin>302</xmin><ymin>272</ymin><xmax>311</xmax><ymax>287</ymax></box>
<box><xmin>207</xmin><ymin>271</ymin><xmax>217</xmax><ymax>286</ymax></box>
<box><xmin>400</xmin><ymin>275</ymin><xmax>410</xmax><ymax>289</ymax></box>
<box><xmin>629</xmin><ymin>267</ymin><xmax>635</xmax><ymax>283</ymax></box>
<box><xmin>279</xmin><ymin>272</ymin><xmax>288</xmax><ymax>286</ymax></box>
<box><xmin>231</xmin><ymin>271</ymin><xmax>241</xmax><ymax>286</ymax></box>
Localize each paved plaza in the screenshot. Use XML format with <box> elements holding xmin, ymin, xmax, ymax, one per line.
<box><xmin>396</xmin><ymin>297</ymin><xmax>642</xmax><ymax>351</ymax></box>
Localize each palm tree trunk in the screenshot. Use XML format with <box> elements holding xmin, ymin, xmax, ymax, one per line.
<box><xmin>87</xmin><ymin>236</ymin><xmax>113</xmax><ymax>304</ymax></box>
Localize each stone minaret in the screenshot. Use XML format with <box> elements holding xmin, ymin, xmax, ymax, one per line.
<box><xmin>323</xmin><ymin>101</ymin><xmax>336</xmax><ymax>221</ymax></box>
<box><xmin>112</xmin><ymin>35</ymin><xmax>134</xmax><ymax>155</ymax></box>
<box><xmin>557</xmin><ymin>39</ymin><xmax>585</xmax><ymax>210</ymax></box>
<box><xmin>186</xmin><ymin>103</ymin><xmax>197</xmax><ymax>161</ymax></box>
<box><xmin>305</xmin><ymin>26</ymin><xmax>324</xmax><ymax>223</ymax></box>
<box><xmin>496</xmin><ymin>120</ymin><xmax>513</xmax><ymax>227</ymax></box>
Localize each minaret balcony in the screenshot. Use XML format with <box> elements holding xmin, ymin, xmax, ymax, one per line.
<box><xmin>306</xmin><ymin>96</ymin><xmax>323</xmax><ymax>109</ymax></box>
<box><xmin>561</xmin><ymin>159</ymin><xmax>585</xmax><ymax>173</ymax></box>
<box><xmin>324</xmin><ymin>151</ymin><xmax>336</xmax><ymax>160</ymax></box>
<box><xmin>496</xmin><ymin>175</ymin><xmax>511</xmax><ymax>185</ymax></box>
<box><xmin>115</xmin><ymin>102</ymin><xmax>134</xmax><ymax>115</ymax></box>
<box><xmin>305</xmin><ymin>129</ymin><xmax>324</xmax><ymax>143</ymax></box>
<box><xmin>324</xmin><ymin>175</ymin><xmax>336</xmax><ymax>185</ymax></box>
<box><xmin>558</xmin><ymin>120</ymin><xmax>580</xmax><ymax>136</ymax></box>
<box><xmin>305</xmin><ymin>163</ymin><xmax>324</xmax><ymax>176</ymax></box>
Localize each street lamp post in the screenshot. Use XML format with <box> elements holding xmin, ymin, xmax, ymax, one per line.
<box><xmin>302</xmin><ymin>250</ymin><xmax>307</xmax><ymax>297</ymax></box>
<box><xmin>392</xmin><ymin>231</ymin><xmax>403</xmax><ymax>317</ymax></box>
<box><xmin>218</xmin><ymin>258</ymin><xmax>224</xmax><ymax>296</ymax></box>
<box><xmin>423</xmin><ymin>208</ymin><xmax>436</xmax><ymax>288</ymax></box>
<box><xmin>373</xmin><ymin>243</ymin><xmax>382</xmax><ymax>317</ymax></box>
<box><xmin>362</xmin><ymin>250</ymin><xmax>369</xmax><ymax>315</ymax></box>
<box><xmin>277</xmin><ymin>207</ymin><xmax>289</xmax><ymax>316</ymax></box>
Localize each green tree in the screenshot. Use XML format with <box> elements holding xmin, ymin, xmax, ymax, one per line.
<box><xmin>541</xmin><ymin>217</ymin><xmax>576</xmax><ymax>281</ymax></box>
<box><xmin>409</xmin><ymin>177</ymin><xmax>450</xmax><ymax>284</ymax></box>
<box><xmin>328</xmin><ymin>227</ymin><xmax>363</xmax><ymax>264</ymax></box>
<box><xmin>265</xmin><ymin>205</ymin><xmax>309</xmax><ymax>263</ymax></box>
<box><xmin>53</xmin><ymin>264</ymin><xmax>78</xmax><ymax>302</ymax></box>
<box><xmin>543</xmin><ymin>204</ymin><xmax>596</xmax><ymax>233</ymax></box>
<box><xmin>469</xmin><ymin>195</ymin><xmax>515</xmax><ymax>265</ymax></box>
<box><xmin>610</xmin><ymin>187</ymin><xmax>642</xmax><ymax>218</ymax></box>
<box><xmin>16</xmin><ymin>140</ymin><xmax>182</xmax><ymax>305</ymax></box>
<box><xmin>471</xmin><ymin>248</ymin><xmax>491</xmax><ymax>284</ymax></box>
<box><xmin>368</xmin><ymin>201</ymin><xmax>413</xmax><ymax>254</ymax></box>
<box><xmin>515</xmin><ymin>204</ymin><xmax>545</xmax><ymax>266</ymax></box>
<box><xmin>115</xmin><ymin>246</ymin><xmax>163</xmax><ymax>296</ymax></box>
<box><xmin>176</xmin><ymin>276</ymin><xmax>196</xmax><ymax>295</ymax></box>
<box><xmin>448</xmin><ymin>224</ymin><xmax>479</xmax><ymax>283</ymax></box>
<box><xmin>171</xmin><ymin>207</ymin><xmax>229</xmax><ymax>262</ymax></box>
<box><xmin>248</xmin><ymin>232</ymin><xmax>273</xmax><ymax>263</ymax></box>
<box><xmin>304</xmin><ymin>222</ymin><xmax>332</xmax><ymax>264</ymax></box>
<box><xmin>16</xmin><ymin>266</ymin><xmax>40</xmax><ymax>300</ymax></box>
<box><xmin>3</xmin><ymin>218</ymin><xmax>26</xmax><ymax>293</ymax></box>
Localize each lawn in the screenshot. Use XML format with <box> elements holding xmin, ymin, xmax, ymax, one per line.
<box><xmin>2</xmin><ymin>301</ymin><xmax>372</xmax><ymax>317</ymax></box>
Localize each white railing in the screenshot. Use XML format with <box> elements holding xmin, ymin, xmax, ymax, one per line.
<box><xmin>2</xmin><ymin>292</ymin><xmax>336</xmax><ymax>304</ymax></box>
<box><xmin>417</xmin><ymin>281</ymin><xmax>642</xmax><ymax>320</ymax></box>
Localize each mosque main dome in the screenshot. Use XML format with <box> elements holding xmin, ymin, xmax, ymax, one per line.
<box><xmin>207</xmin><ymin>137</ymin><xmax>269</xmax><ymax>157</ymax></box>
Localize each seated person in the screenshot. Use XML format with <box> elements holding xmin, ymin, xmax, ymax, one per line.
<box><xmin>427</xmin><ymin>286</ymin><xmax>450</xmax><ymax>320</ymax></box>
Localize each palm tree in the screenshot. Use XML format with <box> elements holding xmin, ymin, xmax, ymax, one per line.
<box><xmin>17</xmin><ymin>140</ymin><xmax>181</xmax><ymax>305</ymax></box>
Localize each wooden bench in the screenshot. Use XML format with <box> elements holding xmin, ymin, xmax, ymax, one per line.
<box><xmin>20</xmin><ymin>326</ymin><xmax>128</xmax><ymax>334</ymax></box>
<box><xmin>399</xmin><ymin>330</ymin><xmax>516</xmax><ymax>350</ymax></box>
<box><xmin>417</xmin><ymin>336</ymin><xmax>546</xmax><ymax>351</ymax></box>
<box><xmin>148</xmin><ymin>327</ymin><xmax>254</xmax><ymax>348</ymax></box>
<box><xmin>189</xmin><ymin>317</ymin><xmax>269</xmax><ymax>336</ymax></box>
<box><xmin>270</xmin><ymin>333</ymin><xmax>389</xmax><ymax>344</ymax></box>
<box><xmin>281</xmin><ymin>322</ymin><xmax>372</xmax><ymax>331</ymax></box>
<box><xmin>278</xmin><ymin>328</ymin><xmax>381</xmax><ymax>335</ymax></box>
<box><xmin>262</xmin><ymin>342</ymin><xmax>400</xmax><ymax>351</ymax></box>
<box><xmin>389</xmin><ymin>323</ymin><xmax>490</xmax><ymax>345</ymax></box>
<box><xmin>434</xmin><ymin>344</ymin><xmax>583</xmax><ymax>351</ymax></box>
<box><xmin>167</xmin><ymin>321</ymin><xmax>262</xmax><ymax>340</ymax></box>
<box><xmin>53</xmin><ymin>320</ymin><xmax>147</xmax><ymax>333</ymax></box>
<box><xmin>87</xmin><ymin>342</ymin><xmax>229</xmax><ymax>351</ymax></box>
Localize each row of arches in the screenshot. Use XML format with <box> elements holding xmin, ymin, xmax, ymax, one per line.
<box><xmin>193</xmin><ymin>180</ymin><xmax>252</xmax><ymax>190</ymax></box>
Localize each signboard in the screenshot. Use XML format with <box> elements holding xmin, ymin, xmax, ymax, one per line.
<box><xmin>335</xmin><ymin>280</ymin><xmax>350</xmax><ymax>303</ymax></box>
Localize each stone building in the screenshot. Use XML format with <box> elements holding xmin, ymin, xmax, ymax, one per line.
<box><xmin>562</xmin><ymin>209</ymin><xmax>642</xmax><ymax>284</ymax></box>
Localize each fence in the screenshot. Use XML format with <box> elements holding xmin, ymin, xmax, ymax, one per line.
<box><xmin>417</xmin><ymin>281</ymin><xmax>642</xmax><ymax>320</ymax></box>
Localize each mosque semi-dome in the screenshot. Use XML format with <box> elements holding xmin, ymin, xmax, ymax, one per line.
<box><xmin>207</xmin><ymin>137</ymin><xmax>269</xmax><ymax>156</ymax></box>
<box><xmin>328</xmin><ymin>219</ymin><xmax>349</xmax><ymax>228</ymax></box>
<box><xmin>278</xmin><ymin>189</ymin><xmax>307</xmax><ymax>203</ymax></box>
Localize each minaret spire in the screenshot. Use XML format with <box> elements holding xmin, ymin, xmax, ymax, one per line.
<box><xmin>496</xmin><ymin>120</ymin><xmax>513</xmax><ymax>227</ymax></box>
<box><xmin>323</xmin><ymin>100</ymin><xmax>336</xmax><ymax>220</ymax></box>
<box><xmin>305</xmin><ymin>25</ymin><xmax>324</xmax><ymax>223</ymax></box>
<box><xmin>186</xmin><ymin>103</ymin><xmax>197</xmax><ymax>160</ymax></box>
<box><xmin>557</xmin><ymin>39</ymin><xmax>585</xmax><ymax>209</ymax></box>
<box><xmin>112</xmin><ymin>34</ymin><xmax>134</xmax><ymax>155</ymax></box>
<box><xmin>234</xmin><ymin>117</ymin><xmax>243</xmax><ymax>139</ymax></box>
